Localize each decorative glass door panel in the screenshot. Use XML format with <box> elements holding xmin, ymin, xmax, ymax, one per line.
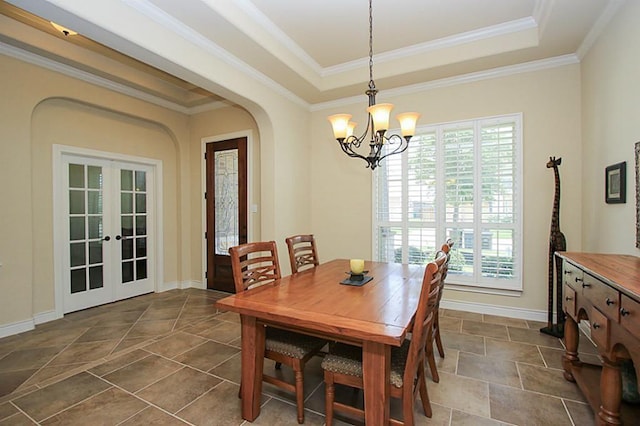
<box><xmin>120</xmin><ymin>169</ymin><xmax>148</xmax><ymax>284</ymax></box>
<box><xmin>214</xmin><ymin>150</ymin><xmax>239</xmax><ymax>255</ymax></box>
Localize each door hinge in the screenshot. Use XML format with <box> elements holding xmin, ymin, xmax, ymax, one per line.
<box><xmin>204</xmin><ymin>152</ymin><xmax>207</xmax><ymax>160</ymax></box>
<box><xmin>205</xmin><ymin>271</ymin><xmax>208</xmax><ymax>278</ymax></box>
<box><xmin>204</xmin><ymin>192</ymin><xmax>207</xmax><ymax>199</ymax></box>
<box><xmin>204</xmin><ymin>231</ymin><xmax>207</xmax><ymax>240</ymax></box>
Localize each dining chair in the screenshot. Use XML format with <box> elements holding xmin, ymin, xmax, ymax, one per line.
<box><xmin>425</xmin><ymin>238</ymin><xmax>454</xmax><ymax>383</ymax></box>
<box><xmin>228</xmin><ymin>241</ymin><xmax>327</xmax><ymax>424</ymax></box>
<box><xmin>285</xmin><ymin>234</ymin><xmax>320</xmax><ymax>273</ymax></box>
<box><xmin>321</xmin><ymin>251</ymin><xmax>447</xmax><ymax>425</ymax></box>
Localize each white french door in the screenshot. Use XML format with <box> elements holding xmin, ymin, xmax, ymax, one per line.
<box><xmin>60</xmin><ymin>153</ymin><xmax>156</xmax><ymax>313</ymax></box>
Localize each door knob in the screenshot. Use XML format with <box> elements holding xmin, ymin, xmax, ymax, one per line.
<box><xmin>103</xmin><ymin>236</ymin><xmax>111</xmax><ymax>241</ymax></box>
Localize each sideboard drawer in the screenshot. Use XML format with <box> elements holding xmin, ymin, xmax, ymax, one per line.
<box><xmin>620</xmin><ymin>294</ymin><xmax>640</xmax><ymax>341</ymax></box>
<box><xmin>582</xmin><ymin>273</ymin><xmax>620</xmax><ymax>322</ymax></box>
<box><xmin>563</xmin><ymin>284</ymin><xmax>577</xmax><ymax>319</ymax></box>
<box><xmin>563</xmin><ymin>262</ymin><xmax>583</xmax><ymax>290</ymax></box>
<box><xmin>590</xmin><ymin>307</ymin><xmax>610</xmax><ymax>351</ymax></box>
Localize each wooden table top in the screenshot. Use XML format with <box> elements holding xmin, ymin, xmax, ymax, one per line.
<box><xmin>215</xmin><ymin>259</ymin><xmax>426</xmax><ymax>346</ymax></box>
<box><xmin>556</xmin><ymin>252</ymin><xmax>640</xmax><ymax>300</ymax></box>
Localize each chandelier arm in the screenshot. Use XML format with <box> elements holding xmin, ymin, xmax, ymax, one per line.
<box><xmin>376</xmin><ymin>134</ymin><xmax>411</xmax><ymax>163</ymax></box>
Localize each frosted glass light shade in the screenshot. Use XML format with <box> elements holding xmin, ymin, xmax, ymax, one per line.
<box><xmin>367</xmin><ymin>103</ymin><xmax>394</xmax><ymax>132</ymax></box>
<box><xmin>396</xmin><ymin>112</ymin><xmax>421</xmax><ymax>137</ymax></box>
<box><xmin>328</xmin><ymin>114</ymin><xmax>353</xmax><ymax>139</ymax></box>
<box><xmin>346</xmin><ymin>122</ymin><xmax>357</xmax><ymax>138</ymax></box>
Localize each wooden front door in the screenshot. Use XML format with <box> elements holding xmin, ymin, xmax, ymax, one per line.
<box><xmin>206</xmin><ymin>137</ymin><xmax>248</xmax><ymax>292</ymax></box>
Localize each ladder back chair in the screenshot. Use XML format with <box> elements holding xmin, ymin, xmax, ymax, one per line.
<box><xmin>285</xmin><ymin>234</ymin><xmax>320</xmax><ymax>273</ymax></box>
<box><xmin>321</xmin><ymin>251</ymin><xmax>447</xmax><ymax>425</ymax></box>
<box><xmin>228</xmin><ymin>241</ymin><xmax>327</xmax><ymax>424</ymax></box>
<box><xmin>425</xmin><ymin>238</ymin><xmax>454</xmax><ymax>383</ymax></box>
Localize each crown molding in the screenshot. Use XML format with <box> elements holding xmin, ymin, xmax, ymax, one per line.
<box><xmin>533</xmin><ymin>0</ymin><xmax>556</xmax><ymax>38</ymax></box>
<box><xmin>123</xmin><ymin>0</ymin><xmax>309</xmax><ymax>109</ymax></box>
<box><xmin>311</xmin><ymin>54</ymin><xmax>580</xmax><ymax>112</ymax></box>
<box><xmin>576</xmin><ymin>0</ymin><xmax>626</xmax><ymax>59</ymax></box>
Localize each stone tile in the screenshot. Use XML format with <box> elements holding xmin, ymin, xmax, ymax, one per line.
<box><xmin>136</xmin><ymin>367</ymin><xmax>221</xmax><ymax>413</ymax></box>
<box><xmin>16</xmin><ymin>328</ymin><xmax>88</xmax><ymax>350</ymax></box>
<box><xmin>438</xmin><ymin>316</ymin><xmax>462</xmax><ymax>332</ymax></box>
<box><xmin>120</xmin><ymin>406</ymin><xmax>190</xmax><ymax>425</ymax></box>
<box><xmin>457</xmin><ymin>352</ymin><xmax>521</xmax><ymax>387</ymax></box>
<box><xmin>103</xmin><ymin>354</ymin><xmax>182</xmax><ymax>392</ymax></box>
<box><xmin>440</xmin><ymin>331</ymin><xmax>485</xmax><ymax>355</ymax></box>
<box><xmin>195</xmin><ymin>321</ymin><xmax>241</xmax><ymax>344</ymax></box>
<box><xmin>540</xmin><ymin>346</ymin><xmax>600</xmax><ymax>370</ymax></box>
<box><xmin>250</xmin><ymin>398</ymin><xmax>325</xmax><ymax>425</ymax></box>
<box><xmin>261</xmin><ymin>357</ymin><xmax>324</xmax><ymax>402</ymax></box>
<box><xmin>209</xmin><ymin>352</ymin><xmax>241</xmax><ymax>383</ymax></box>
<box><xmin>0</xmin><ymin>402</ymin><xmax>18</xmax><ymax>421</ymax></box>
<box><xmin>40</xmin><ymin>387</ymin><xmax>147</xmax><ymax>425</ymax></box>
<box><xmin>143</xmin><ymin>331</ymin><xmax>208</xmax><ymax>358</ymax></box>
<box><xmin>526</xmin><ymin>319</ymin><xmax>547</xmax><ymax>329</ymax></box>
<box><xmin>518</xmin><ymin>363</ymin><xmax>586</xmax><ymax>402</ymax></box>
<box><xmin>127</xmin><ymin>319</ymin><xmax>176</xmax><ymax>338</ymax></box>
<box><xmin>179</xmin><ymin>304</ymin><xmax>219</xmax><ymax>319</ymax></box>
<box><xmin>0</xmin><ymin>411</ymin><xmax>35</xmax><ymax>425</ymax></box>
<box><xmin>443</xmin><ymin>310</ymin><xmax>483</xmax><ymax>322</ymax></box>
<box><xmin>140</xmin><ymin>307</ymin><xmax>182</xmax><ymax>321</ymax></box>
<box><xmin>48</xmin><ymin>340</ymin><xmax>118</xmax><ymax>366</ymax></box>
<box><xmin>13</xmin><ymin>372</ymin><xmax>111</xmax><ymax>421</ymax></box>
<box><xmin>215</xmin><ymin>311</ymin><xmax>241</xmax><ymax>323</ymax></box>
<box><xmin>89</xmin><ymin>349</ymin><xmax>150</xmax><ymax>377</ymax></box>
<box><xmin>482</xmin><ymin>314</ymin><xmax>528</xmax><ymax>328</ymax></box>
<box><xmin>176</xmin><ymin>381</ymin><xmax>250</xmax><ymax>426</ymax></box>
<box><xmin>174</xmin><ymin>341</ymin><xmax>239</xmax><ymax>371</ymax></box>
<box><xmin>564</xmin><ymin>400</ymin><xmax>595</xmax><ymax>426</ymax></box>
<box><xmin>75</xmin><ymin>324</ymin><xmax>132</xmax><ymax>343</ymax></box>
<box><xmin>0</xmin><ymin>346</ymin><xmax>66</xmax><ymax>373</ymax></box>
<box><xmin>15</xmin><ymin>365</ymin><xmax>75</xmax><ymax>391</ymax></box>
<box><xmin>451</xmin><ymin>409</ymin><xmax>509</xmax><ymax>425</ymax></box>
<box><xmin>426</xmin><ymin>346</ymin><xmax>459</xmax><ymax>377</ymax></box>
<box><xmin>507</xmin><ymin>326</ymin><xmax>564</xmax><ymax>349</ymax></box>
<box><xmin>0</xmin><ymin>370</ymin><xmax>38</xmax><ymax>398</ymax></box>
<box><xmin>427</xmin><ymin>372</ymin><xmax>490</xmax><ymax>418</ymax></box>
<box><xmin>485</xmin><ymin>338</ymin><xmax>544</xmax><ymax>365</ymax></box>
<box><xmin>112</xmin><ymin>337</ymin><xmax>150</xmax><ymax>353</ymax></box>
<box><xmin>94</xmin><ymin>310</ymin><xmax>145</xmax><ymax>326</ymax></box>
<box><xmin>489</xmin><ymin>383</ymin><xmax>572</xmax><ymax>425</ymax></box>
<box><xmin>461</xmin><ymin>320</ymin><xmax>509</xmax><ymax>340</ymax></box>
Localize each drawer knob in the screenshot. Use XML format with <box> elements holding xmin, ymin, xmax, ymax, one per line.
<box><xmin>621</xmin><ymin>308</ymin><xmax>630</xmax><ymax>317</ymax></box>
<box><xmin>575</xmin><ymin>277</ymin><xmax>584</xmax><ymax>283</ymax></box>
<box><xmin>565</xmin><ymin>296</ymin><xmax>573</xmax><ymax>301</ymax></box>
<box><xmin>606</xmin><ymin>298</ymin><xmax>615</xmax><ymax>306</ymax></box>
<box><xmin>593</xmin><ymin>323</ymin><xmax>601</xmax><ymax>329</ymax></box>
<box><xmin>582</xmin><ymin>283</ymin><xmax>591</xmax><ymax>288</ymax></box>
<box><xmin>564</xmin><ymin>270</ymin><xmax>572</xmax><ymax>275</ymax></box>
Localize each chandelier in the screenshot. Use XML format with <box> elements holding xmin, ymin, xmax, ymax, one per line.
<box><xmin>328</xmin><ymin>0</ymin><xmax>420</xmax><ymax>170</ymax></box>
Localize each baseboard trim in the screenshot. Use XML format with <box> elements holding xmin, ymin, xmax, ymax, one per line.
<box><xmin>0</xmin><ymin>318</ymin><xmax>35</xmax><ymax>338</ymax></box>
<box><xmin>34</xmin><ymin>310</ymin><xmax>60</xmax><ymax>325</ymax></box>
<box><xmin>440</xmin><ymin>298</ymin><xmax>547</xmax><ymax>322</ymax></box>
<box><xmin>158</xmin><ymin>281</ymin><xmax>205</xmax><ymax>292</ymax></box>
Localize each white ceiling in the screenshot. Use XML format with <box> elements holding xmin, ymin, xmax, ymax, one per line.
<box><xmin>1</xmin><ymin>0</ymin><xmax>623</xmax><ymax>110</ymax></box>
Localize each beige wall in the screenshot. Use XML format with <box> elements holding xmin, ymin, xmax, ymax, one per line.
<box><xmin>311</xmin><ymin>64</ymin><xmax>583</xmax><ymax>314</ymax></box>
<box><xmin>581</xmin><ymin>0</ymin><xmax>640</xmax><ymax>255</ymax></box>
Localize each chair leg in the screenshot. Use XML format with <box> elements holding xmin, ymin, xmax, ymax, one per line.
<box><xmin>294</xmin><ymin>370</ymin><xmax>305</xmax><ymax>424</ymax></box>
<box><xmin>427</xmin><ymin>347</ymin><xmax>439</xmax><ymax>383</ymax></box>
<box><xmin>435</xmin><ymin>327</ymin><xmax>445</xmax><ymax>358</ymax></box>
<box><xmin>324</xmin><ymin>372</ymin><xmax>335</xmax><ymax>426</ymax></box>
<box><xmin>417</xmin><ymin>366</ymin><xmax>432</xmax><ymax>418</ymax></box>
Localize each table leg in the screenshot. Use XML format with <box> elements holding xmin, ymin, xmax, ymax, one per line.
<box><xmin>240</xmin><ymin>315</ymin><xmax>265</xmax><ymax>421</ymax></box>
<box><xmin>362</xmin><ymin>341</ymin><xmax>390</xmax><ymax>425</ymax></box>
<box><xmin>598</xmin><ymin>357</ymin><xmax>622</xmax><ymax>426</ymax></box>
<box><xmin>562</xmin><ymin>315</ymin><xmax>579</xmax><ymax>382</ymax></box>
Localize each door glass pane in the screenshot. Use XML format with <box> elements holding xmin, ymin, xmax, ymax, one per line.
<box><xmin>89</xmin><ymin>241</ymin><xmax>103</xmax><ymax>265</ymax></box>
<box><xmin>122</xmin><ymin>238</ymin><xmax>133</xmax><ymax>260</ymax></box>
<box><xmin>121</xmin><ymin>193</ymin><xmax>133</xmax><ymax>214</ymax></box>
<box><xmin>70</xmin><ymin>268</ymin><xmax>86</xmax><ymax>293</ymax></box>
<box><xmin>69</xmin><ymin>164</ymin><xmax>84</xmax><ymax>188</ymax></box>
<box><xmin>136</xmin><ymin>237</ymin><xmax>147</xmax><ymax>258</ymax></box>
<box><xmin>70</xmin><ymin>217</ymin><xmax>85</xmax><ymax>240</ymax></box>
<box><xmin>136</xmin><ymin>215</ymin><xmax>147</xmax><ymax>236</ymax></box>
<box><xmin>214</xmin><ymin>149</ymin><xmax>239</xmax><ymax>255</ymax></box>
<box><xmin>70</xmin><ymin>242</ymin><xmax>86</xmax><ymax>267</ymax></box>
<box><xmin>87</xmin><ymin>191</ymin><xmax>102</xmax><ymax>214</ymax></box>
<box><xmin>121</xmin><ymin>216</ymin><xmax>133</xmax><ymax>237</ymax></box>
<box><xmin>69</xmin><ymin>190</ymin><xmax>85</xmax><ymax>214</ymax></box>
<box><xmin>121</xmin><ymin>170</ymin><xmax>133</xmax><ymax>191</ymax></box>
<box><xmin>88</xmin><ymin>217</ymin><xmax>102</xmax><ymax>239</ymax></box>
<box><xmin>135</xmin><ymin>194</ymin><xmax>146</xmax><ymax>214</ymax></box>
<box><xmin>89</xmin><ymin>266</ymin><xmax>103</xmax><ymax>289</ymax></box>
<box><xmin>122</xmin><ymin>261</ymin><xmax>134</xmax><ymax>283</ymax></box>
<box><xmin>136</xmin><ymin>259</ymin><xmax>147</xmax><ymax>280</ymax></box>
<box><xmin>87</xmin><ymin>166</ymin><xmax>102</xmax><ymax>189</ymax></box>
<box><xmin>135</xmin><ymin>171</ymin><xmax>146</xmax><ymax>191</ymax></box>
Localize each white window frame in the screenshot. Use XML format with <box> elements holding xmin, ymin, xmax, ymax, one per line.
<box><xmin>372</xmin><ymin>113</ymin><xmax>523</xmax><ymax>293</ymax></box>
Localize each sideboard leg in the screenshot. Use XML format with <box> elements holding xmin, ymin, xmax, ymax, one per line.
<box><xmin>598</xmin><ymin>357</ymin><xmax>622</xmax><ymax>426</ymax></box>
<box><xmin>562</xmin><ymin>315</ymin><xmax>579</xmax><ymax>382</ymax></box>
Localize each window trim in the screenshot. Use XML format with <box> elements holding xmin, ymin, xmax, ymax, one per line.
<box><xmin>372</xmin><ymin>113</ymin><xmax>523</xmax><ymax>292</ymax></box>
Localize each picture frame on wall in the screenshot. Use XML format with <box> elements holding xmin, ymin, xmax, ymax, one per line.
<box><xmin>605</xmin><ymin>161</ymin><xmax>626</xmax><ymax>204</ymax></box>
<box><xmin>635</xmin><ymin>142</ymin><xmax>640</xmax><ymax>249</ymax></box>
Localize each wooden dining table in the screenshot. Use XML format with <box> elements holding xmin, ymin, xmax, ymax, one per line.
<box><xmin>215</xmin><ymin>258</ymin><xmax>426</xmax><ymax>424</ymax></box>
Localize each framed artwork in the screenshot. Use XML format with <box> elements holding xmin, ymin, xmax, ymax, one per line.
<box><xmin>636</xmin><ymin>142</ymin><xmax>640</xmax><ymax>248</ymax></box>
<box><xmin>605</xmin><ymin>161</ymin><xmax>626</xmax><ymax>204</ymax></box>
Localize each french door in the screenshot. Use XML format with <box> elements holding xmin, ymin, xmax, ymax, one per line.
<box><xmin>61</xmin><ymin>154</ymin><xmax>155</xmax><ymax>313</ymax></box>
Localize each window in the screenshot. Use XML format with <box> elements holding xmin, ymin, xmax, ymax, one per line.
<box><xmin>374</xmin><ymin>114</ymin><xmax>522</xmax><ymax>291</ymax></box>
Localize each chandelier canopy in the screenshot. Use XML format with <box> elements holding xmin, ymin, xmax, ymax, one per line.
<box><xmin>328</xmin><ymin>0</ymin><xmax>420</xmax><ymax>170</ymax></box>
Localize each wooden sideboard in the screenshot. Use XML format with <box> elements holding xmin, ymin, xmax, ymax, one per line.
<box><xmin>557</xmin><ymin>252</ymin><xmax>640</xmax><ymax>425</ymax></box>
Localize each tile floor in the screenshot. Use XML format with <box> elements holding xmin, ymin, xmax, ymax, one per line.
<box><xmin>0</xmin><ymin>288</ymin><xmax>598</xmax><ymax>425</ymax></box>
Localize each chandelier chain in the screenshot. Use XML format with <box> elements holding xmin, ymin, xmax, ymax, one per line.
<box><xmin>368</xmin><ymin>0</ymin><xmax>374</xmax><ymax>90</ymax></box>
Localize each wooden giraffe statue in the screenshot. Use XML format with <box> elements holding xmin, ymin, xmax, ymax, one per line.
<box><xmin>541</xmin><ymin>156</ymin><xmax>567</xmax><ymax>337</ymax></box>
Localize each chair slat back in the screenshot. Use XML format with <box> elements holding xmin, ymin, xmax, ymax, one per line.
<box><xmin>403</xmin><ymin>251</ymin><xmax>446</xmax><ymax>385</ymax></box>
<box><xmin>285</xmin><ymin>234</ymin><xmax>320</xmax><ymax>273</ymax></box>
<box><xmin>229</xmin><ymin>241</ymin><xmax>282</xmax><ymax>293</ymax></box>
